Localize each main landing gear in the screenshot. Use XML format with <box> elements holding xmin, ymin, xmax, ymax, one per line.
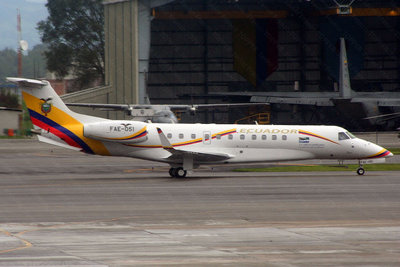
<box><xmin>169</xmin><ymin>167</ymin><xmax>187</xmax><ymax>178</ymax></box>
<box><xmin>357</xmin><ymin>161</ymin><xmax>365</xmax><ymax>175</ymax></box>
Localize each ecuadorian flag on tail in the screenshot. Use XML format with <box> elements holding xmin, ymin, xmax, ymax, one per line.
<box><xmin>233</xmin><ymin>19</ymin><xmax>278</xmax><ymax>87</ymax></box>
<box><xmin>7</xmin><ymin>77</ymin><xmax>110</xmax><ymax>156</ymax></box>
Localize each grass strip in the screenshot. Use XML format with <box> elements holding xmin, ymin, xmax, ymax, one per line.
<box><xmin>388</xmin><ymin>147</ymin><xmax>400</xmax><ymax>155</ymax></box>
<box><xmin>234</xmin><ymin>163</ymin><xmax>400</xmax><ymax>172</ymax></box>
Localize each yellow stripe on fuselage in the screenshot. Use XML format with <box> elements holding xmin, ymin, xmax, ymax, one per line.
<box><xmin>126</xmin><ymin>128</ymin><xmax>237</xmax><ymax>148</ymax></box>
<box><xmin>23</xmin><ymin>92</ymin><xmax>110</xmax><ymax>156</ymax></box>
<box><xmin>212</xmin><ymin>128</ymin><xmax>237</xmax><ymax>137</ymax></box>
<box><xmin>299</xmin><ymin>129</ymin><xmax>339</xmax><ymax>145</ymax></box>
<box><xmin>366</xmin><ymin>149</ymin><xmax>389</xmax><ymax>158</ymax></box>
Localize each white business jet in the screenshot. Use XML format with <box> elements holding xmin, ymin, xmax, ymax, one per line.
<box><xmin>7</xmin><ymin>77</ymin><xmax>393</xmax><ymax>177</ymax></box>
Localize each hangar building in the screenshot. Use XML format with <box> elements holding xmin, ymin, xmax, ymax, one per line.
<box><xmin>63</xmin><ymin>0</ymin><xmax>400</xmax><ymax>129</ymax></box>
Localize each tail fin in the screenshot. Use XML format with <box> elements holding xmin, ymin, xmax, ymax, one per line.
<box><xmin>339</xmin><ymin>37</ymin><xmax>352</xmax><ymax>99</ymax></box>
<box><xmin>7</xmin><ymin>77</ymin><xmax>82</xmax><ymax>120</ymax></box>
<box><xmin>6</xmin><ymin>77</ymin><xmax>109</xmax><ymax>155</ymax></box>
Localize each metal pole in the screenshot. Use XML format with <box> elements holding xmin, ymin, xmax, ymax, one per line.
<box><xmin>17</xmin><ymin>9</ymin><xmax>22</xmax><ymax>77</ymax></box>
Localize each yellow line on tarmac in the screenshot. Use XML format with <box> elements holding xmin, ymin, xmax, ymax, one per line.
<box><xmin>0</xmin><ymin>228</ymin><xmax>32</xmax><ymax>254</ymax></box>
<box><xmin>0</xmin><ymin>217</ymin><xmax>135</xmax><ymax>254</ymax></box>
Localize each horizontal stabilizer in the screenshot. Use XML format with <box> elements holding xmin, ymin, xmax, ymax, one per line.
<box><xmin>6</xmin><ymin>77</ymin><xmax>47</xmax><ymax>87</ymax></box>
<box><xmin>37</xmin><ymin>135</ymin><xmax>81</xmax><ymax>151</ymax></box>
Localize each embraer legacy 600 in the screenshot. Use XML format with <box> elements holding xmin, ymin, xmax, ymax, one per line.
<box><xmin>8</xmin><ymin>77</ymin><xmax>393</xmax><ymax>177</ymax></box>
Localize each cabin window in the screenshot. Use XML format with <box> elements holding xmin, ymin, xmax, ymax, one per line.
<box><xmin>228</xmin><ymin>134</ymin><xmax>233</xmax><ymax>140</ymax></box>
<box><xmin>282</xmin><ymin>135</ymin><xmax>287</xmax><ymax>141</ymax></box>
<box><xmin>272</xmin><ymin>135</ymin><xmax>277</xmax><ymax>140</ymax></box>
<box><xmin>261</xmin><ymin>135</ymin><xmax>267</xmax><ymax>140</ymax></box>
<box><xmin>338</xmin><ymin>132</ymin><xmax>350</xmax><ymax>140</ymax></box>
<box><xmin>252</xmin><ymin>135</ymin><xmax>257</xmax><ymax>140</ymax></box>
<box><xmin>240</xmin><ymin>134</ymin><xmax>245</xmax><ymax>140</ymax></box>
<box><xmin>179</xmin><ymin>133</ymin><xmax>184</xmax><ymax>139</ymax></box>
<box><xmin>216</xmin><ymin>134</ymin><xmax>221</xmax><ymax>140</ymax></box>
<box><xmin>167</xmin><ymin>133</ymin><xmax>172</xmax><ymax>139</ymax></box>
<box><xmin>191</xmin><ymin>134</ymin><xmax>196</xmax><ymax>139</ymax></box>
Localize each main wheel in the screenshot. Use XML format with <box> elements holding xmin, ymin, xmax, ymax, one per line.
<box><xmin>174</xmin><ymin>167</ymin><xmax>187</xmax><ymax>178</ymax></box>
<box><xmin>169</xmin><ymin>168</ymin><xmax>175</xmax><ymax>177</ymax></box>
<box><xmin>357</xmin><ymin>167</ymin><xmax>365</xmax><ymax>175</ymax></box>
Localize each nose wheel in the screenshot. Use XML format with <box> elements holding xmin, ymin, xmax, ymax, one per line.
<box><xmin>356</xmin><ymin>167</ymin><xmax>365</xmax><ymax>175</ymax></box>
<box><xmin>357</xmin><ymin>161</ymin><xmax>365</xmax><ymax>175</ymax></box>
<box><xmin>169</xmin><ymin>167</ymin><xmax>187</xmax><ymax>178</ymax></box>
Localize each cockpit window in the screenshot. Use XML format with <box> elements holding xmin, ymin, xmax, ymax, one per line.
<box><xmin>346</xmin><ymin>131</ymin><xmax>356</xmax><ymax>139</ymax></box>
<box><xmin>338</xmin><ymin>132</ymin><xmax>350</xmax><ymax>141</ymax></box>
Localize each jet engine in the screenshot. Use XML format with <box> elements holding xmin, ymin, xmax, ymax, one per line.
<box><xmin>84</xmin><ymin>121</ymin><xmax>148</xmax><ymax>143</ymax></box>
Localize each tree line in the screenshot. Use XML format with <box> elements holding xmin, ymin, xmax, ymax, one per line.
<box><xmin>1</xmin><ymin>0</ymin><xmax>104</xmax><ymax>89</ymax></box>
<box><xmin>0</xmin><ymin>44</ymin><xmax>47</xmax><ymax>83</ymax></box>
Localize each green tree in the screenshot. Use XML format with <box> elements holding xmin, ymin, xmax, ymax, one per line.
<box><xmin>0</xmin><ymin>48</ymin><xmax>18</xmax><ymax>80</ymax></box>
<box><xmin>24</xmin><ymin>44</ymin><xmax>47</xmax><ymax>79</ymax></box>
<box><xmin>37</xmin><ymin>0</ymin><xmax>104</xmax><ymax>88</ymax></box>
<box><xmin>0</xmin><ymin>45</ymin><xmax>47</xmax><ymax>81</ymax></box>
<box><xmin>0</xmin><ymin>91</ymin><xmax>19</xmax><ymax>108</ymax></box>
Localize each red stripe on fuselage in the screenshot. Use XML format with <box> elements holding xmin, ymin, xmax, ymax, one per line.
<box><xmin>368</xmin><ymin>150</ymin><xmax>391</xmax><ymax>158</ymax></box>
<box><xmin>173</xmin><ymin>139</ymin><xmax>202</xmax><ymax>147</ymax></box>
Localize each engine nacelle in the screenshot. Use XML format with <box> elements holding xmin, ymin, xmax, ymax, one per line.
<box><xmin>84</xmin><ymin>121</ymin><xmax>148</xmax><ymax>143</ymax></box>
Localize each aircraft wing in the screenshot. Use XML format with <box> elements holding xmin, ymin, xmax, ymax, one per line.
<box><xmin>363</xmin><ymin>111</ymin><xmax>400</xmax><ymax>120</ymax></box>
<box><xmin>165</xmin><ymin>148</ymin><xmax>233</xmax><ymax>162</ymax></box>
<box><xmin>156</xmin><ymin>127</ymin><xmax>233</xmax><ymax>163</ymax></box>
<box><xmin>169</xmin><ymin>102</ymin><xmax>269</xmax><ymax>111</ymax></box>
<box><xmin>65</xmin><ymin>103</ymin><xmax>167</xmax><ymax>119</ymax></box>
<box><xmin>250</xmin><ymin>96</ymin><xmax>334</xmax><ymax>106</ymax></box>
<box><xmin>202</xmin><ymin>92</ymin><xmax>337</xmax><ymax>107</ymax></box>
<box><xmin>370</xmin><ymin>98</ymin><xmax>400</xmax><ymax>107</ymax></box>
<box><xmin>66</xmin><ymin>102</ymin><xmax>268</xmax><ymax>112</ymax></box>
<box><xmin>66</xmin><ymin>103</ymin><xmax>132</xmax><ymax>111</ymax></box>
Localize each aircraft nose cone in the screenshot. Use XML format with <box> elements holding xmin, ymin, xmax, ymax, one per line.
<box><xmin>365</xmin><ymin>145</ymin><xmax>393</xmax><ymax>159</ymax></box>
<box><xmin>379</xmin><ymin>149</ymin><xmax>393</xmax><ymax>158</ymax></box>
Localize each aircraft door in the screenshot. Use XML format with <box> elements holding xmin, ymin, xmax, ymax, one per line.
<box><xmin>338</xmin><ymin>131</ymin><xmax>355</xmax><ymax>156</ymax></box>
<box><xmin>203</xmin><ymin>131</ymin><xmax>211</xmax><ymax>145</ymax></box>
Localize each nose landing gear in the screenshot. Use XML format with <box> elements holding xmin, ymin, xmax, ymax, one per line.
<box><xmin>357</xmin><ymin>161</ymin><xmax>365</xmax><ymax>175</ymax></box>
<box><xmin>356</xmin><ymin>167</ymin><xmax>365</xmax><ymax>175</ymax></box>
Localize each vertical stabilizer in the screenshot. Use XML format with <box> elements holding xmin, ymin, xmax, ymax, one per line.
<box><xmin>6</xmin><ymin>77</ymin><xmax>109</xmax><ymax>155</ymax></box>
<box><xmin>7</xmin><ymin>78</ymin><xmax>72</xmax><ymax>115</ymax></box>
<box><xmin>339</xmin><ymin>37</ymin><xmax>352</xmax><ymax>98</ymax></box>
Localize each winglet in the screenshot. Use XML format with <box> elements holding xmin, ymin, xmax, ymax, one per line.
<box><xmin>157</xmin><ymin>127</ymin><xmax>174</xmax><ymax>149</ymax></box>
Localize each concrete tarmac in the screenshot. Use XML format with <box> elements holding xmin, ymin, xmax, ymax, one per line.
<box><xmin>0</xmin><ymin>139</ymin><xmax>399</xmax><ymax>266</ymax></box>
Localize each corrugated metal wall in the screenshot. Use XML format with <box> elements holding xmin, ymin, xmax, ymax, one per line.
<box><xmin>101</xmin><ymin>0</ymin><xmax>400</xmax><ymax>123</ymax></box>
<box><xmin>104</xmin><ymin>0</ymin><xmax>139</xmax><ymax>119</ymax></box>
<box><xmin>148</xmin><ymin>15</ymin><xmax>400</xmax><ymax>96</ymax></box>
